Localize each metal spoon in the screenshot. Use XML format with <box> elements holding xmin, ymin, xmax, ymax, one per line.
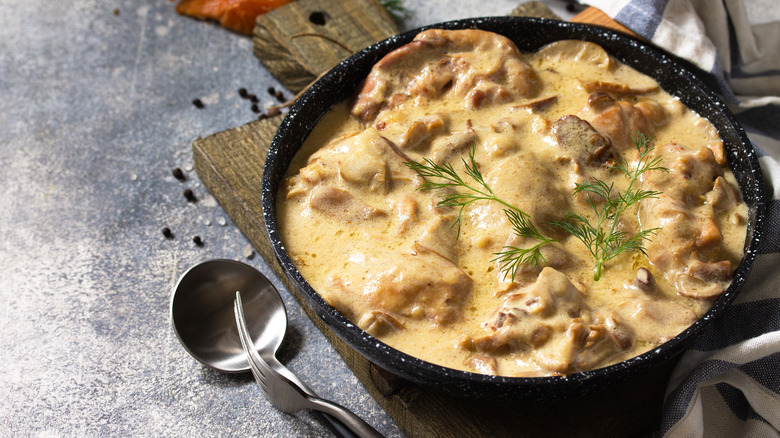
<box><xmin>170</xmin><ymin>259</ymin><xmax>374</xmax><ymax>437</ymax></box>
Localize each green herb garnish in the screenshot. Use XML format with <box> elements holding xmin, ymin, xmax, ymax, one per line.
<box><xmin>404</xmin><ymin>145</ymin><xmax>556</xmax><ymax>280</ymax></box>
<box><xmin>549</xmin><ymin>133</ymin><xmax>668</xmax><ymax>281</ymax></box>
<box><xmin>404</xmin><ymin>133</ymin><xmax>666</xmax><ymax>282</ymax></box>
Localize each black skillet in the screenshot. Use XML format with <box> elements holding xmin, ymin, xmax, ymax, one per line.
<box><xmin>261</xmin><ymin>17</ymin><xmax>767</xmax><ymax>401</ymax></box>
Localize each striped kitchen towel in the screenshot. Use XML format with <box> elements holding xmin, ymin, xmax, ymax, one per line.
<box><xmin>582</xmin><ymin>0</ymin><xmax>780</xmax><ymax>436</ymax></box>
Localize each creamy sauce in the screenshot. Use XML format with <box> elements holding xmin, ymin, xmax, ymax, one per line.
<box><xmin>277</xmin><ymin>30</ymin><xmax>747</xmax><ymax>377</ymax></box>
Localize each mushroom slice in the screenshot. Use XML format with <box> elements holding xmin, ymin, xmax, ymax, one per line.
<box><xmin>552</xmin><ymin>114</ymin><xmax>614</xmax><ymax>166</ymax></box>
<box><xmin>358</xmin><ymin>311</ymin><xmax>405</xmax><ymax>337</ymax></box>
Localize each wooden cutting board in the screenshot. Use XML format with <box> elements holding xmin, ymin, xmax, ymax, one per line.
<box><xmin>193</xmin><ymin>4</ymin><xmax>663</xmax><ymax>437</ymax></box>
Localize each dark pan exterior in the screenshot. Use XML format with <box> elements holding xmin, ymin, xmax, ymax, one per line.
<box><xmin>262</xmin><ymin>17</ymin><xmax>767</xmax><ymax>401</ymax></box>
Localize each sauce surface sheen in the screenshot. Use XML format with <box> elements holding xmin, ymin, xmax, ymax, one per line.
<box><xmin>277</xmin><ymin>30</ymin><xmax>747</xmax><ymax>377</ymax></box>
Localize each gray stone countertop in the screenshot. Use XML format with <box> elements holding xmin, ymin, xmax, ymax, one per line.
<box><xmin>0</xmin><ymin>0</ymin><xmax>575</xmax><ymax>436</ymax></box>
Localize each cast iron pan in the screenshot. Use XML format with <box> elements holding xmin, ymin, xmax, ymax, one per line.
<box><xmin>262</xmin><ymin>17</ymin><xmax>767</xmax><ymax>401</ymax></box>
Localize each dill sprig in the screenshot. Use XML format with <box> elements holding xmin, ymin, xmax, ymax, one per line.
<box><xmin>550</xmin><ymin>133</ymin><xmax>668</xmax><ymax>281</ymax></box>
<box><xmin>491</xmin><ymin>209</ymin><xmax>557</xmax><ymax>280</ymax></box>
<box><xmin>404</xmin><ymin>145</ymin><xmax>556</xmax><ymax>279</ymax></box>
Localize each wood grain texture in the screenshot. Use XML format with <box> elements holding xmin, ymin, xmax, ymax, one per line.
<box><xmin>253</xmin><ymin>0</ymin><xmax>399</xmax><ymax>93</ymax></box>
<box><xmin>195</xmin><ymin>5</ymin><xmax>670</xmax><ymax>437</ymax></box>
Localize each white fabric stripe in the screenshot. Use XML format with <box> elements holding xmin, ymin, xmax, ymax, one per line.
<box><xmin>690</xmin><ymin>0</ymin><xmax>732</xmax><ymax>75</ymax></box>
<box><xmin>652</xmin><ymin>0</ymin><xmax>718</xmax><ymax>74</ymax></box>
<box><xmin>668</xmin><ymin>332</ymin><xmax>780</xmax><ymax>391</ymax></box>
<box><xmin>666</xmin><ymin>367</ymin><xmax>780</xmax><ymax>437</ymax></box>
<box><xmin>581</xmin><ymin>0</ymin><xmax>634</xmax><ymax>18</ymax></box>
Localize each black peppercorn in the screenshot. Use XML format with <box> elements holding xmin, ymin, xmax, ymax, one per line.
<box><xmin>162</xmin><ymin>227</ymin><xmax>174</xmax><ymax>239</ymax></box>
<box><xmin>267</xmin><ymin>86</ymin><xmax>276</xmax><ymax>96</ymax></box>
<box><xmin>193</xmin><ymin>235</ymin><xmax>203</xmax><ymax>246</ymax></box>
<box><xmin>238</xmin><ymin>88</ymin><xmax>248</xmax><ymax>98</ymax></box>
<box><xmin>251</xmin><ymin>104</ymin><xmax>260</xmax><ymax>113</ymax></box>
<box><xmin>183</xmin><ymin>189</ymin><xmax>197</xmax><ymax>202</ymax></box>
<box><xmin>192</xmin><ymin>98</ymin><xmax>205</xmax><ymax>109</ymax></box>
<box><xmin>172</xmin><ymin>167</ymin><xmax>185</xmax><ymax>181</ymax></box>
<box><xmin>274</xmin><ymin>90</ymin><xmax>285</xmax><ymax>102</ymax></box>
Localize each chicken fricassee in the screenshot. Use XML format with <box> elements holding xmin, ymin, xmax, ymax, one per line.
<box><xmin>277</xmin><ymin>29</ymin><xmax>747</xmax><ymax>377</ymax></box>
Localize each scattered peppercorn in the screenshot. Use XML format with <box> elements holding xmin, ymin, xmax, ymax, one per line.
<box><xmin>162</xmin><ymin>227</ymin><xmax>174</xmax><ymax>239</ymax></box>
<box><xmin>192</xmin><ymin>98</ymin><xmax>205</xmax><ymax>109</ymax></box>
<box><xmin>184</xmin><ymin>189</ymin><xmax>197</xmax><ymax>202</ymax></box>
<box><xmin>172</xmin><ymin>167</ymin><xmax>185</xmax><ymax>181</ymax></box>
<box><xmin>274</xmin><ymin>90</ymin><xmax>285</xmax><ymax>102</ymax></box>
<box><xmin>267</xmin><ymin>86</ymin><xmax>276</xmax><ymax>97</ymax></box>
<box><xmin>248</xmin><ymin>94</ymin><xmax>259</xmax><ymax>103</ymax></box>
<box><xmin>238</xmin><ymin>88</ymin><xmax>248</xmax><ymax>98</ymax></box>
<box><xmin>193</xmin><ymin>235</ymin><xmax>204</xmax><ymax>246</ymax></box>
<box><xmin>309</xmin><ymin>11</ymin><xmax>327</xmax><ymax>26</ymax></box>
<box><xmin>267</xmin><ymin>107</ymin><xmax>281</xmax><ymax>117</ymax></box>
<box><xmin>250</xmin><ymin>104</ymin><xmax>260</xmax><ymax>113</ymax></box>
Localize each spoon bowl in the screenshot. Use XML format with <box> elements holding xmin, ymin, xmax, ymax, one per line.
<box><xmin>170</xmin><ymin>259</ymin><xmax>287</xmax><ymax>373</ymax></box>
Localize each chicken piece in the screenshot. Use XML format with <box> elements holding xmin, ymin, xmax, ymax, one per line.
<box><xmin>336</xmin><ymin>131</ymin><xmax>397</xmax><ymax>193</ymax></box>
<box><xmin>415</xmin><ymin>215</ymin><xmax>458</xmax><ymax>262</ymax></box>
<box><xmin>578</xmin><ymin>93</ymin><xmax>667</xmax><ymax>151</ymax></box>
<box><xmin>638</xmin><ymin>142</ymin><xmax>736</xmax><ymax>298</ymax></box>
<box><xmin>645</xmin><ymin>142</ymin><xmax>724</xmax><ymax>202</ymax></box>
<box><xmin>466</xmin><ymin>268</ymin><xmax>581</xmax><ymax>353</ymax></box>
<box><xmin>307</xmin><ymin>186</ymin><xmax>386</xmax><ymax>221</ymax></box>
<box><xmin>464</xmin><ymin>267</ymin><xmax>623</xmax><ymax>374</ymax></box>
<box><xmin>484</xmin><ymin>153</ymin><xmax>570</xmax><ymax>232</ymax></box>
<box><xmin>398</xmin><ymin>114</ymin><xmax>446</xmax><ymax>150</ymax></box>
<box><xmin>351</xmin><ymin>29</ymin><xmax>538</xmax><ymax>123</ymax></box>
<box><xmin>284</xmin><ymin>128</ymin><xmax>414</xmax><ymax>200</ymax></box>
<box><xmin>484</xmin><ymin>114</ymin><xmax>552</xmax><ymax>158</ymax></box>
<box><xmin>611</xmin><ymin>298</ymin><xmax>698</xmax><ymax>344</ymax></box>
<box><xmin>531</xmin><ymin>317</ymin><xmax>624</xmax><ymax>374</ymax></box>
<box><xmin>283</xmin><ymin>159</ymin><xmax>333</xmax><ymax>199</ymax></box>
<box><xmin>327</xmin><ymin>243</ymin><xmax>473</xmax><ymax>327</ymax></box>
<box><xmin>706</xmin><ymin>176</ymin><xmax>741</xmax><ymax>213</ymax></box>
<box><xmin>393</xmin><ymin>197</ymin><xmax>418</xmax><ymax>235</ymax></box>
<box><xmin>429</xmin><ymin>127</ymin><xmax>476</xmax><ymax>165</ymax></box>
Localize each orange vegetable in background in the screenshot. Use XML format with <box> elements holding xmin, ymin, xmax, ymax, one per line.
<box><xmin>176</xmin><ymin>0</ymin><xmax>295</xmax><ymax>35</ymax></box>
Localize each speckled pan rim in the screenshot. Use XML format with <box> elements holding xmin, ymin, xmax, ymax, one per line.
<box><xmin>262</xmin><ymin>16</ymin><xmax>767</xmax><ymax>401</ymax></box>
